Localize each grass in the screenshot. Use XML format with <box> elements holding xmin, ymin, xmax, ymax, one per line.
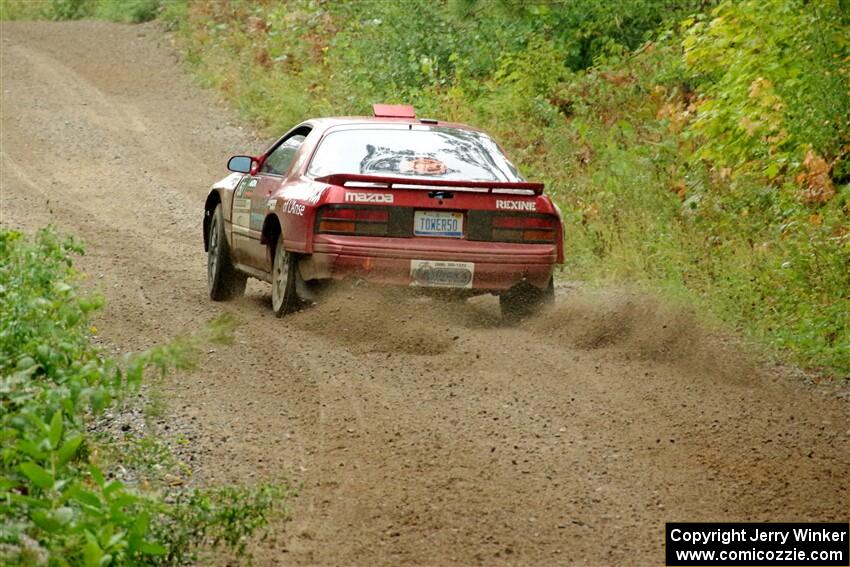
<box><xmin>0</xmin><ymin>0</ymin><xmax>161</xmax><ymax>22</ymax></box>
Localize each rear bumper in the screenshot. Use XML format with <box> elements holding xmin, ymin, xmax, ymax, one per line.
<box><xmin>300</xmin><ymin>235</ymin><xmax>557</xmax><ymax>291</ymax></box>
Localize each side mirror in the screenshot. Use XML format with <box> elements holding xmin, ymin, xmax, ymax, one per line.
<box><xmin>227</xmin><ymin>155</ymin><xmax>254</xmax><ymax>173</ymax></box>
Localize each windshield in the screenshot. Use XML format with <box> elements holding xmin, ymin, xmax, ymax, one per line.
<box><xmin>306</xmin><ymin>126</ymin><xmax>523</xmax><ymax>182</ymax></box>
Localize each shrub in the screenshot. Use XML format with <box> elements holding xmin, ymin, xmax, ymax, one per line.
<box><xmin>682</xmin><ymin>0</ymin><xmax>850</xmax><ymax>181</ymax></box>
<box><xmin>94</xmin><ymin>0</ymin><xmax>161</xmax><ymax>23</ymax></box>
<box><xmin>0</xmin><ymin>228</ymin><xmax>287</xmax><ymax>564</ymax></box>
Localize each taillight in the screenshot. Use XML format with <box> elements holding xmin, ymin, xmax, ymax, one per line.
<box><xmin>490</xmin><ymin>214</ymin><xmax>558</xmax><ymax>243</ymax></box>
<box><xmin>316</xmin><ymin>206</ymin><xmax>390</xmax><ymax>236</ymax></box>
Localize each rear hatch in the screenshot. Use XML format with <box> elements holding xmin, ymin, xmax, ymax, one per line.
<box><xmin>313</xmin><ymin>173</ymin><xmax>562</xmax><ymax>247</ymax></box>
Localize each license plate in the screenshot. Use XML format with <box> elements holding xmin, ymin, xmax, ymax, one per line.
<box><xmin>413</xmin><ymin>211</ymin><xmax>463</xmax><ymax>238</ymax></box>
<box><xmin>410</xmin><ymin>260</ymin><xmax>474</xmax><ymax>289</ymax></box>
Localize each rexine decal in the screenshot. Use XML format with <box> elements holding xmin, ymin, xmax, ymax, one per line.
<box><xmin>345</xmin><ymin>192</ymin><xmax>394</xmax><ymax>204</ymax></box>
<box><xmin>496</xmin><ymin>199</ymin><xmax>536</xmax><ymax>212</ymax></box>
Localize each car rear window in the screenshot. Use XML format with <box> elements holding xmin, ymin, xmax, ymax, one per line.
<box><xmin>306</xmin><ymin>126</ymin><xmax>523</xmax><ymax>182</ymax></box>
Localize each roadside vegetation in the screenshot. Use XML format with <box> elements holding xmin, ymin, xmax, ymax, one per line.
<box><xmin>1</xmin><ymin>0</ymin><xmax>847</xmax><ymax>378</ymax></box>
<box><xmin>0</xmin><ymin>0</ymin><xmax>161</xmax><ymax>22</ymax></box>
<box><xmin>0</xmin><ymin>228</ymin><xmax>287</xmax><ymax>565</ymax></box>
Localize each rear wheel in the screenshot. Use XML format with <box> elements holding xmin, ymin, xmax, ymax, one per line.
<box><xmin>208</xmin><ymin>204</ymin><xmax>246</xmax><ymax>301</ymax></box>
<box><xmin>271</xmin><ymin>234</ymin><xmax>302</xmax><ymax>317</ymax></box>
<box><xmin>499</xmin><ymin>277</ymin><xmax>554</xmax><ymax>323</ymax></box>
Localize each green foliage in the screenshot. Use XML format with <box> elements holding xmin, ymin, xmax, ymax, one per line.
<box><xmin>48</xmin><ymin>0</ymin><xmax>94</xmax><ymax>20</ymax></box>
<box><xmin>682</xmin><ymin>0</ymin><xmax>850</xmax><ymax>179</ymax></box>
<box><xmin>169</xmin><ymin>0</ymin><xmax>707</xmax><ymax>128</ymax></box>
<box><xmin>323</xmin><ymin>0</ymin><xmax>707</xmax><ymax>110</ymax></box>
<box><xmin>93</xmin><ymin>0</ymin><xmax>161</xmax><ymax>23</ymax></box>
<box><xmin>0</xmin><ymin>227</ymin><xmax>286</xmax><ymax>564</ymax></box>
<box><xmin>545</xmin><ymin>40</ymin><xmax>850</xmax><ymax>373</ymax></box>
<box><xmin>158</xmin><ymin>0</ymin><xmax>186</xmax><ymax>30</ymax></box>
<box><xmin>0</xmin><ymin>0</ymin><xmax>167</xmax><ymax>22</ymax></box>
<box><xmin>152</xmin><ymin>484</ymin><xmax>288</xmax><ymax>565</ymax></box>
<box><xmin>0</xmin><ymin>0</ymin><xmax>52</xmax><ymax>19</ymax></box>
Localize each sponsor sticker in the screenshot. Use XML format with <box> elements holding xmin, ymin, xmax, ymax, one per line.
<box><xmin>235</xmin><ymin>176</ymin><xmax>256</xmax><ymax>199</ymax></box>
<box><xmin>283</xmin><ymin>199</ymin><xmax>306</xmax><ymax>216</ymax></box>
<box><xmin>410</xmin><ymin>260</ymin><xmax>474</xmax><ymax>289</ymax></box>
<box><xmin>345</xmin><ymin>192</ymin><xmax>394</xmax><ymax>204</ymax></box>
<box><xmin>496</xmin><ymin>199</ymin><xmax>536</xmax><ymax>212</ymax></box>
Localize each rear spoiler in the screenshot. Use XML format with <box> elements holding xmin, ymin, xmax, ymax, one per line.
<box><xmin>314</xmin><ymin>173</ymin><xmax>544</xmax><ymax>196</ymax></box>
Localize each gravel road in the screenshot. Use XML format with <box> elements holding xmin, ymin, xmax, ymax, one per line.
<box><xmin>1</xmin><ymin>21</ymin><xmax>847</xmax><ymax>566</ymax></box>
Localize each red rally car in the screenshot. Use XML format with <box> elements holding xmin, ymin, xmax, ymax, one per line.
<box><xmin>203</xmin><ymin>104</ymin><xmax>564</xmax><ymax>319</ymax></box>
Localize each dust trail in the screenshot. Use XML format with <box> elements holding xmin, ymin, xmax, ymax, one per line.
<box><xmin>526</xmin><ymin>289</ymin><xmax>758</xmax><ymax>381</ymax></box>
<box><xmin>288</xmin><ymin>283</ymin><xmax>454</xmax><ymax>355</ymax></box>
<box><xmin>290</xmin><ymin>281</ymin><xmax>756</xmax><ymax>381</ymax></box>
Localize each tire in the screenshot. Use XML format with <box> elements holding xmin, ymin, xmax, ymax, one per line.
<box><xmin>208</xmin><ymin>204</ymin><xmax>247</xmax><ymax>301</ymax></box>
<box><xmin>499</xmin><ymin>277</ymin><xmax>555</xmax><ymax>323</ymax></box>
<box><xmin>271</xmin><ymin>234</ymin><xmax>302</xmax><ymax>317</ymax></box>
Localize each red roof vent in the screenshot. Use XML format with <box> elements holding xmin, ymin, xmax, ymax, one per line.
<box><xmin>372</xmin><ymin>103</ymin><xmax>416</xmax><ymax>119</ymax></box>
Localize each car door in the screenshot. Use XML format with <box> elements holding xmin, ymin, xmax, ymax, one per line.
<box><xmin>232</xmin><ymin>132</ymin><xmax>307</xmax><ymax>270</ymax></box>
